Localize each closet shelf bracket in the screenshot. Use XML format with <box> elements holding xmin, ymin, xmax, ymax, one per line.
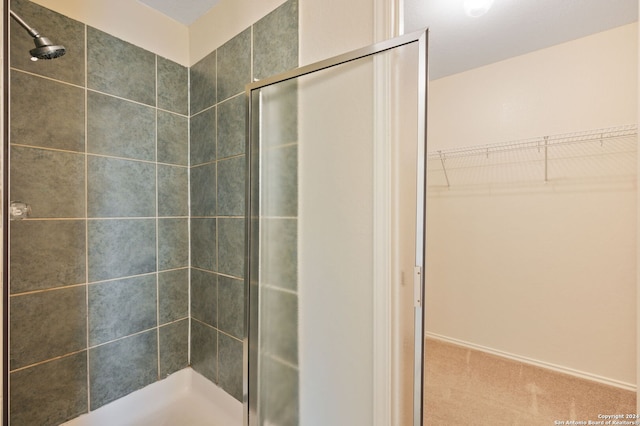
<box><xmin>438</xmin><ymin>150</ymin><xmax>450</xmax><ymax>188</ymax></box>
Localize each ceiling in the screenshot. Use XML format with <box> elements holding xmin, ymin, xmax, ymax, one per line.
<box><xmin>405</xmin><ymin>0</ymin><xmax>638</xmax><ymax>79</ymax></box>
<box><xmin>137</xmin><ymin>0</ymin><xmax>221</xmax><ymax>25</ymax></box>
<box><xmin>137</xmin><ymin>0</ymin><xmax>638</xmax><ymax>79</ymax></box>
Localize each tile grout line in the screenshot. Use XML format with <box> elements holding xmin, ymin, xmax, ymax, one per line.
<box><xmin>83</xmin><ymin>21</ymin><xmax>91</xmax><ymax>415</ymax></box>
<box><xmin>9</xmin><ymin>268</ymin><xmax>189</xmax><ymax>298</ymax></box>
<box><xmin>8</xmin><ymin>67</ymin><xmax>84</xmax><ymax>89</ymax></box>
<box><xmin>155</xmin><ymin>54</ymin><xmax>161</xmax><ymax>381</ymax></box>
<box><xmin>191</xmin><ymin>317</ymin><xmax>243</xmax><ymax>344</ymax></box>
<box><xmin>8</xmin><ymin>143</ymin><xmax>189</xmax><ymax>168</ymax></box>
<box><xmin>249</xmin><ymin>22</ymin><xmax>255</xmax><ymax>413</ymax></box>
<box><xmin>187</xmin><ymin>61</ymin><xmax>192</xmax><ymax>368</ymax></box>
<box><xmin>9</xmin><ymin>349</ymin><xmax>88</xmax><ymax>375</ymax></box>
<box><xmin>215</xmin><ymin>46</ymin><xmax>220</xmax><ymax>386</ymax></box>
<box><xmin>5</xmin><ymin>217</ymin><xmax>187</xmax><ymax>223</ymax></box>
<box><xmin>8</xmin><ymin>68</ymin><xmax>188</xmax><ymax>120</ymax></box>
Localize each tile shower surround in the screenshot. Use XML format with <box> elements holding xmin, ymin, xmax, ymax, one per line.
<box><xmin>9</xmin><ymin>0</ymin><xmax>191</xmax><ymax>420</ymax></box>
<box><xmin>6</xmin><ymin>0</ymin><xmax>298</xmax><ymax>424</ymax></box>
<box><xmin>189</xmin><ymin>3</ymin><xmax>300</xmax><ymax>426</ymax></box>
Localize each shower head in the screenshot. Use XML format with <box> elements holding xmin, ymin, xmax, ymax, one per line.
<box><xmin>10</xmin><ymin>10</ymin><xmax>66</xmax><ymax>61</ymax></box>
<box><xmin>29</xmin><ymin>36</ymin><xmax>66</xmax><ymax>60</ymax></box>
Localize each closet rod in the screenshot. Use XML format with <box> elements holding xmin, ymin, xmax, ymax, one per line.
<box><xmin>427</xmin><ymin>124</ymin><xmax>637</xmax><ymax>160</ymax></box>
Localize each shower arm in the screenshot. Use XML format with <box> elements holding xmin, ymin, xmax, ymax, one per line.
<box><xmin>10</xmin><ymin>10</ymin><xmax>41</xmax><ymax>39</ymax></box>
<box><xmin>8</xmin><ymin>10</ymin><xmax>66</xmax><ymax>60</ymax></box>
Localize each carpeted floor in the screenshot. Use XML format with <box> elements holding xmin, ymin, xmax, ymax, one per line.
<box><xmin>424</xmin><ymin>338</ymin><xmax>636</xmax><ymax>425</ymax></box>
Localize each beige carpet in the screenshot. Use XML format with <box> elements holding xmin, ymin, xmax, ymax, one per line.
<box><xmin>424</xmin><ymin>338</ymin><xmax>635</xmax><ymax>425</ymax></box>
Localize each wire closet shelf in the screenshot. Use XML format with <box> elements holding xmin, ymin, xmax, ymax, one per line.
<box><xmin>427</xmin><ymin>124</ymin><xmax>638</xmax><ymax>188</ymax></box>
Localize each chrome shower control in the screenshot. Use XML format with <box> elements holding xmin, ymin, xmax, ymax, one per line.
<box><xmin>10</xmin><ymin>201</ymin><xmax>31</xmax><ymax>221</ymax></box>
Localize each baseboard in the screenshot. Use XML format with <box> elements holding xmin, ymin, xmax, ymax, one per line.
<box><xmin>425</xmin><ymin>332</ymin><xmax>637</xmax><ymax>392</ymax></box>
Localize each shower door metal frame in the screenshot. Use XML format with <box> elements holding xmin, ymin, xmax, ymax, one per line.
<box><xmin>244</xmin><ymin>28</ymin><xmax>428</xmax><ymax>426</ymax></box>
<box><xmin>2</xmin><ymin>1</ymin><xmax>8</xmax><ymax>425</ymax></box>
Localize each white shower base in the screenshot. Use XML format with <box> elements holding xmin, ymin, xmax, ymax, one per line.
<box><xmin>62</xmin><ymin>368</ymin><xmax>243</xmax><ymax>426</ymax></box>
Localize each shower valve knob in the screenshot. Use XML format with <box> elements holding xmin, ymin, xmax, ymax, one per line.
<box><xmin>10</xmin><ymin>201</ymin><xmax>31</xmax><ymax>220</ymax></box>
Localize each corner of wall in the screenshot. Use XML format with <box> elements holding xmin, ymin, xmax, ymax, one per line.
<box><xmin>188</xmin><ymin>0</ymin><xmax>287</xmax><ymax>66</ymax></box>
<box><xmin>30</xmin><ymin>0</ymin><xmax>190</xmax><ymax>66</ymax></box>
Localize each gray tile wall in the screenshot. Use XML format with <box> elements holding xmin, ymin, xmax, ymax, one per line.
<box><xmin>188</xmin><ymin>0</ymin><xmax>299</xmax><ymax>405</ymax></box>
<box><xmin>8</xmin><ymin>0</ymin><xmax>298</xmax><ymax>423</ymax></box>
<box><xmin>9</xmin><ymin>0</ymin><xmax>188</xmax><ymax>423</ymax></box>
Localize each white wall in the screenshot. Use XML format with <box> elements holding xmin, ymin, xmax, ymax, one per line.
<box><xmin>30</xmin><ymin>0</ymin><xmax>289</xmax><ymax>66</ymax></box>
<box><xmin>426</xmin><ymin>23</ymin><xmax>638</xmax><ymax>387</ymax></box>
<box><xmin>429</xmin><ymin>24</ymin><xmax>638</xmax><ymax>151</ymax></box>
<box><xmin>299</xmin><ymin>0</ymin><xmax>374</xmax><ymax>65</ymax></box>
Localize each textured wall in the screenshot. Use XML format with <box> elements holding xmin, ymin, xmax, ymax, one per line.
<box><xmin>7</xmin><ymin>0</ymin><xmax>299</xmax><ymax>424</ymax></box>
<box><xmin>9</xmin><ymin>0</ymin><xmax>189</xmax><ymax>423</ymax></box>
<box><xmin>189</xmin><ymin>0</ymin><xmax>299</xmax><ymax>406</ymax></box>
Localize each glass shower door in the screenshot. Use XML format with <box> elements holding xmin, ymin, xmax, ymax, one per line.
<box><xmin>246</xmin><ymin>31</ymin><xmax>427</xmax><ymax>426</ymax></box>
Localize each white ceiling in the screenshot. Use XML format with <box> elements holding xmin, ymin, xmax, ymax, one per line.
<box><xmin>137</xmin><ymin>0</ymin><xmax>221</xmax><ymax>25</ymax></box>
<box><xmin>405</xmin><ymin>0</ymin><xmax>638</xmax><ymax>79</ymax></box>
<box><xmin>137</xmin><ymin>0</ymin><xmax>638</xmax><ymax>78</ymax></box>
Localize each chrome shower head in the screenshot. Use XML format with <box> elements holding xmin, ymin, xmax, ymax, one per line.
<box><xmin>29</xmin><ymin>36</ymin><xmax>66</xmax><ymax>60</ymax></box>
<box><xmin>10</xmin><ymin>10</ymin><xmax>66</xmax><ymax>61</ymax></box>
